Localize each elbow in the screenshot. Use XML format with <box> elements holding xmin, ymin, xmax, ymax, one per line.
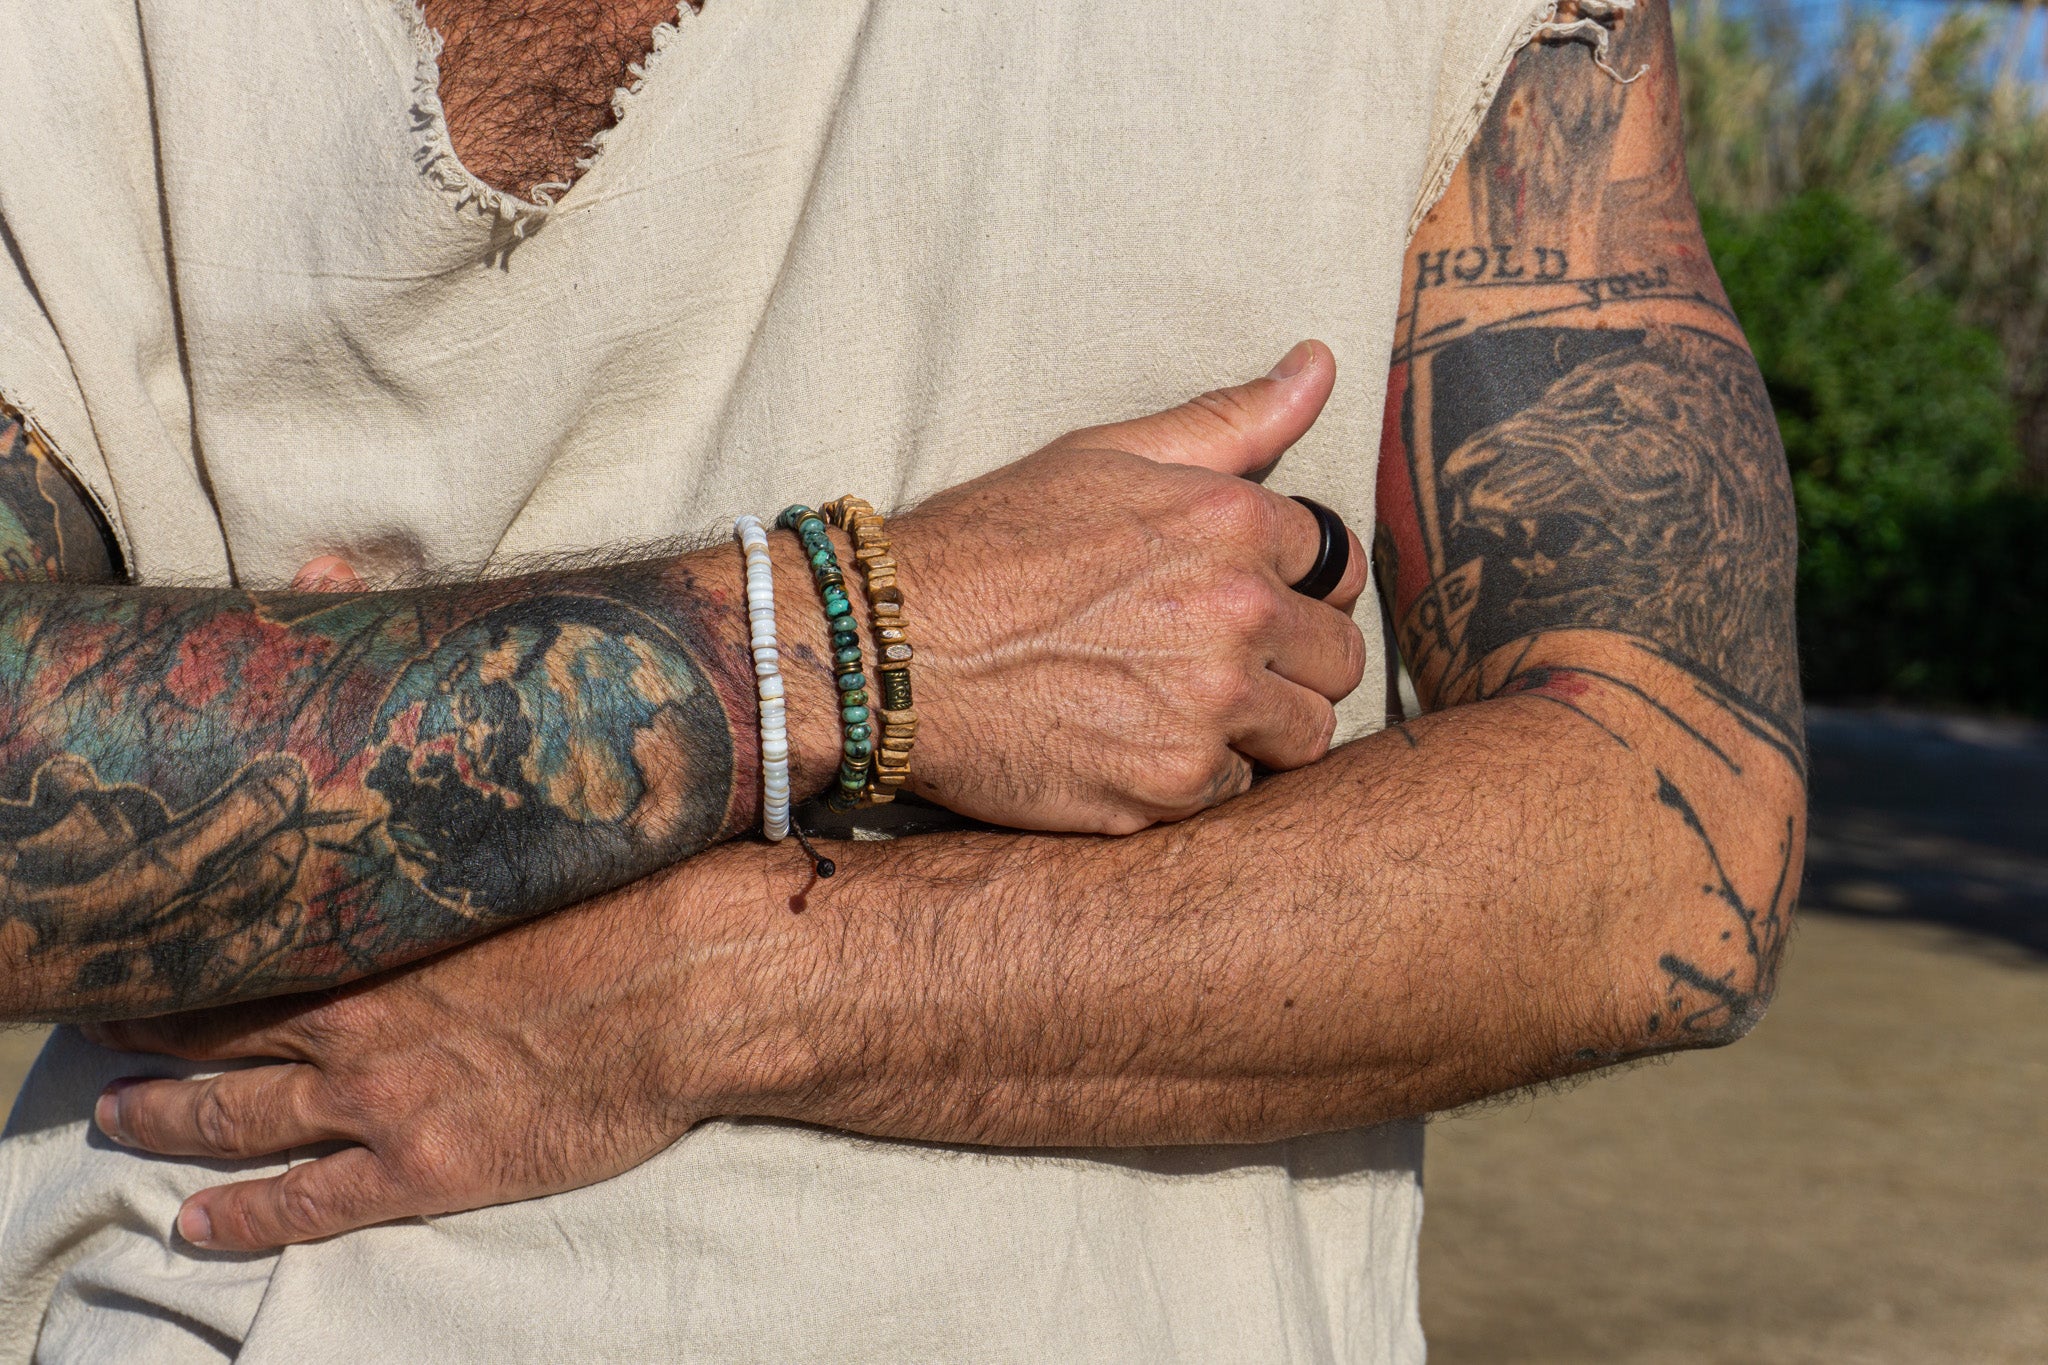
<box><xmin>1630</xmin><ymin>783</ymin><xmax>1805</xmax><ymax>1056</ymax></box>
<box><xmin>1650</xmin><ymin>945</ymin><xmax>1779</xmax><ymax>1050</ymax></box>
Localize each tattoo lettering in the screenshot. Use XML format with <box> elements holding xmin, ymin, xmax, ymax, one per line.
<box><xmin>1571</xmin><ymin>265</ymin><xmax>1669</xmax><ymax>309</ymax></box>
<box><xmin>1379</xmin><ymin>2</ymin><xmax>1804</xmax><ymax>1051</ymax></box>
<box><xmin>1414</xmin><ymin>244</ymin><xmax>1572</xmax><ymax>289</ymax></box>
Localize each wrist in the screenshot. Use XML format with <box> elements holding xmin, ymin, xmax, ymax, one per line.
<box><xmin>653</xmin><ymin>841</ymin><xmax>845</xmax><ymax>1121</ymax></box>
<box><xmin>869</xmin><ymin>511</ymin><xmax>960</xmax><ymax>804</ymax></box>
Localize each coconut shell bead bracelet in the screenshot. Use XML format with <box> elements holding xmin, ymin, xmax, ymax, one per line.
<box><xmin>777</xmin><ymin>504</ymin><xmax>874</xmax><ymax>811</ymax></box>
<box><xmin>823</xmin><ymin>495</ymin><xmax>917</xmax><ymax>804</ymax></box>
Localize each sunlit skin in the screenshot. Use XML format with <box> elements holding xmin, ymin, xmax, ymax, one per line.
<box><xmin>21</xmin><ymin>0</ymin><xmax>1803</xmax><ymax>1254</ymax></box>
<box><xmin>0</xmin><ymin>368</ymin><xmax>1364</xmax><ymax>1025</ymax></box>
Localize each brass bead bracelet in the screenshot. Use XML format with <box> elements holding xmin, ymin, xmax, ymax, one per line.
<box><xmin>823</xmin><ymin>495</ymin><xmax>916</xmax><ymax>804</ymax></box>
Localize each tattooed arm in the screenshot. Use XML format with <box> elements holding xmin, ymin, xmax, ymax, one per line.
<box><xmin>0</xmin><ymin>397</ymin><xmax>805</xmax><ymax>1021</ymax></box>
<box><xmin>0</xmin><ymin>412</ymin><xmax>118</xmax><ymax>587</ymax></box>
<box><xmin>1373</xmin><ymin>0</ymin><xmax>1803</xmax><ymax>1041</ymax></box>
<box><xmin>0</xmin><ymin>363</ymin><xmax>1360</xmax><ymax>1023</ymax></box>
<box><xmin>700</xmin><ymin>1</ymin><xmax>1803</xmax><ymax>1144</ymax></box>
<box><xmin>678</xmin><ymin>0</ymin><xmax>1806</xmax><ymax>1134</ymax></box>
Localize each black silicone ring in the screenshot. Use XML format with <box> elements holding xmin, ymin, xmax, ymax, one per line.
<box><xmin>1288</xmin><ymin>497</ymin><xmax>1351</xmax><ymax>600</ymax></box>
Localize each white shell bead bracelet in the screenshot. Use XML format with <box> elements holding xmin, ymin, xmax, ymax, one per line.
<box><xmin>734</xmin><ymin>514</ymin><xmax>791</xmax><ymax>841</ymax></box>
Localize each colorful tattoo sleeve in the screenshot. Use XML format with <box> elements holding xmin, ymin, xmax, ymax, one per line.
<box><xmin>0</xmin><ymin>406</ymin><xmax>758</xmax><ymax>1021</ymax></box>
<box><xmin>0</xmin><ymin>406</ymin><xmax>117</xmax><ymax>586</ymax></box>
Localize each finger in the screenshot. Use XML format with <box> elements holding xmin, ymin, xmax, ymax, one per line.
<box><xmin>1327</xmin><ymin>522</ymin><xmax>1369</xmax><ymax>614</ymax></box>
<box><xmin>180</xmin><ymin>1146</ymin><xmax>414</xmax><ymax>1250</ymax></box>
<box><xmin>97</xmin><ymin>1064</ymin><xmax>339</xmax><ymax>1161</ymax></box>
<box><xmin>1086</xmin><ymin>340</ymin><xmax>1336</xmax><ymax>478</ymax></box>
<box><xmin>91</xmin><ymin>756</ymin><xmax>306</xmax><ymax>911</ymax></box>
<box><xmin>1266</xmin><ymin>499</ymin><xmax>1369</xmax><ymax>612</ymax></box>
<box><xmin>1144</xmin><ymin>749</ymin><xmax>1256</xmax><ymax>826</ymax></box>
<box><xmin>1229</xmin><ymin>673</ymin><xmax>1339</xmax><ymax>772</ymax></box>
<box><xmin>86</xmin><ymin>992</ymin><xmax>318</xmax><ymax>1062</ymax></box>
<box><xmin>290</xmin><ymin>556</ymin><xmax>364</xmax><ymax>593</ymax></box>
<box><xmin>1265</xmin><ymin>590</ymin><xmax>1369</xmax><ymax>702</ymax></box>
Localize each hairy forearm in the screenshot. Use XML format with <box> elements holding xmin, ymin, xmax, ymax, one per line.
<box><xmin>0</xmin><ymin>539</ymin><xmax>850</xmax><ymax>1021</ymax></box>
<box><xmin>667</xmin><ymin>651</ymin><xmax>1801</xmax><ymax>1149</ymax></box>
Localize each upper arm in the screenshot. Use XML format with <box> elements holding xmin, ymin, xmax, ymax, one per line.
<box><xmin>0</xmin><ymin>402</ymin><xmax>120</xmax><ymax>585</ymax></box>
<box><xmin>1375</xmin><ymin>0</ymin><xmax>1800</xmax><ymax>746</ymax></box>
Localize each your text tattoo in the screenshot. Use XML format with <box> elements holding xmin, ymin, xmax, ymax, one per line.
<box><xmin>1377</xmin><ymin>2</ymin><xmax>1804</xmax><ymax>1050</ymax></box>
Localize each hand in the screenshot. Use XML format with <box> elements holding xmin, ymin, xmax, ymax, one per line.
<box><xmin>275</xmin><ymin>346</ymin><xmax>1368</xmax><ymax>839</ymax></box>
<box><xmin>895</xmin><ymin>340</ymin><xmax>1369</xmax><ymax>833</ymax></box>
<box><xmin>81</xmin><ymin>850</ymin><xmax>751</xmax><ymax>1251</ymax></box>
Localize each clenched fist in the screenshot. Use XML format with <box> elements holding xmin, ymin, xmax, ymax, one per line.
<box><xmin>281</xmin><ymin>344</ymin><xmax>1367</xmax><ymax>838</ymax></box>
<box><xmin>897</xmin><ymin>340</ymin><xmax>1367</xmax><ymax>833</ymax></box>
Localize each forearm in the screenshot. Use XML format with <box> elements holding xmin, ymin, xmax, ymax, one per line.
<box><xmin>0</xmin><ymin>536</ymin><xmax>850</xmax><ymax>1021</ymax></box>
<box><xmin>674</xmin><ymin>651</ymin><xmax>1802</xmax><ymax>1148</ymax></box>
<box><xmin>1</xmin><ymin>347</ymin><xmax>1369</xmax><ymax>1023</ymax></box>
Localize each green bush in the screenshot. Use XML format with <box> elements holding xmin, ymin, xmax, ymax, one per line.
<box><xmin>1703</xmin><ymin>191</ymin><xmax>2048</xmax><ymax>715</ymax></box>
<box><xmin>1863</xmin><ymin>491</ymin><xmax>2048</xmax><ymax>711</ymax></box>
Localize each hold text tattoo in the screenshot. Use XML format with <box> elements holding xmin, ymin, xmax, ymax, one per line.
<box><xmin>1377</xmin><ymin>1</ymin><xmax>1804</xmax><ymax>1051</ymax></box>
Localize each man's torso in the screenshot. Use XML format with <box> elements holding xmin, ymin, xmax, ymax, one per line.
<box><xmin>0</xmin><ymin>0</ymin><xmax>1556</xmax><ymax>1356</ymax></box>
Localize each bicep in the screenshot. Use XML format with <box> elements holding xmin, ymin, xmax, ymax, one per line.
<box><xmin>0</xmin><ymin>402</ymin><xmax>120</xmax><ymax>584</ymax></box>
<box><xmin>1374</xmin><ymin>0</ymin><xmax>1798</xmax><ymax>739</ymax></box>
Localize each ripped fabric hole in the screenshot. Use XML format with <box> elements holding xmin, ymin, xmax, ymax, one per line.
<box><xmin>1533</xmin><ymin>0</ymin><xmax>1650</xmax><ymax>84</ymax></box>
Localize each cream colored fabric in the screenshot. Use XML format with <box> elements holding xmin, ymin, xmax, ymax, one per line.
<box><xmin>0</xmin><ymin>0</ymin><xmax>1553</xmax><ymax>1358</ymax></box>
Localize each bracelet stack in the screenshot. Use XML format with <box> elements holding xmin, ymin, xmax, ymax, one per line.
<box><xmin>823</xmin><ymin>496</ymin><xmax>917</xmax><ymax>803</ymax></box>
<box><xmin>776</xmin><ymin>504</ymin><xmax>874</xmax><ymax>811</ymax></box>
<box><xmin>733</xmin><ymin>515</ymin><xmax>791</xmax><ymax>841</ymax></box>
<box><xmin>737</xmin><ymin>495</ymin><xmax>918</xmax><ymax>843</ymax></box>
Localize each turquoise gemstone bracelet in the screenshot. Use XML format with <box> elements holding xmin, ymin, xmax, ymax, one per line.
<box><xmin>777</xmin><ymin>504</ymin><xmax>874</xmax><ymax>810</ymax></box>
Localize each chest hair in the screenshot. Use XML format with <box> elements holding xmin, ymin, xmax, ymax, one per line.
<box><xmin>421</xmin><ymin>0</ymin><xmax>694</xmax><ymax>199</ymax></box>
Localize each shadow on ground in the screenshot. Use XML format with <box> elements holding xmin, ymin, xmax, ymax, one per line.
<box><xmin>1803</xmin><ymin>706</ymin><xmax>2048</xmax><ymax>957</ymax></box>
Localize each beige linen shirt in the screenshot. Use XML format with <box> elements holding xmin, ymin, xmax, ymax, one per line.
<box><xmin>0</xmin><ymin>1</ymin><xmax>1555</xmax><ymax>1358</ymax></box>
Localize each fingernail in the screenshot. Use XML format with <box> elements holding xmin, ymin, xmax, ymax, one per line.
<box><xmin>1266</xmin><ymin>341</ymin><xmax>1312</xmax><ymax>382</ymax></box>
<box><xmin>95</xmin><ymin>1080</ymin><xmax>137</xmax><ymax>1144</ymax></box>
<box><xmin>178</xmin><ymin>1204</ymin><xmax>212</xmax><ymax>1247</ymax></box>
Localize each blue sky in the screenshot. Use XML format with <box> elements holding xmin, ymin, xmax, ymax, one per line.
<box><xmin>1719</xmin><ymin>0</ymin><xmax>2047</xmax><ymax>77</ymax></box>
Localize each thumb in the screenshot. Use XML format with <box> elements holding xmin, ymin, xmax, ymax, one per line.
<box><xmin>1093</xmin><ymin>340</ymin><xmax>1335</xmax><ymax>477</ymax></box>
<box><xmin>290</xmin><ymin>555</ymin><xmax>364</xmax><ymax>593</ymax></box>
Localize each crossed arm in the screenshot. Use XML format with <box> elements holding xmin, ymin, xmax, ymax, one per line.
<box><xmin>0</xmin><ymin>366</ymin><xmax>1362</xmax><ymax>1022</ymax></box>
<box><xmin>703</xmin><ymin>4</ymin><xmax>1803</xmax><ymax>1146</ymax></box>
<box><xmin>78</xmin><ymin>2</ymin><xmax>1807</xmax><ymax>1249</ymax></box>
<box><xmin>0</xmin><ymin>415</ymin><xmax>816</xmax><ymax>1020</ymax></box>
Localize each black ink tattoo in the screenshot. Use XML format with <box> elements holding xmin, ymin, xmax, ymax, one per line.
<box><xmin>1426</xmin><ymin>324</ymin><xmax>1797</xmax><ymax>726</ymax></box>
<box><xmin>1414</xmin><ymin>244</ymin><xmax>1572</xmax><ymax>290</ymax></box>
<box><xmin>1378</xmin><ymin>1</ymin><xmax>1804</xmax><ymax>1055</ymax></box>
<box><xmin>1649</xmin><ymin>775</ymin><xmax>1794</xmax><ymax>1041</ymax></box>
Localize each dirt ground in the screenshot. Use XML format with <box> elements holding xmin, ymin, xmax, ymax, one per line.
<box><xmin>1423</xmin><ymin>706</ymin><xmax>2048</xmax><ymax>1363</ymax></box>
<box><xmin>4</xmin><ymin>706</ymin><xmax>2042</xmax><ymax>1362</ymax></box>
